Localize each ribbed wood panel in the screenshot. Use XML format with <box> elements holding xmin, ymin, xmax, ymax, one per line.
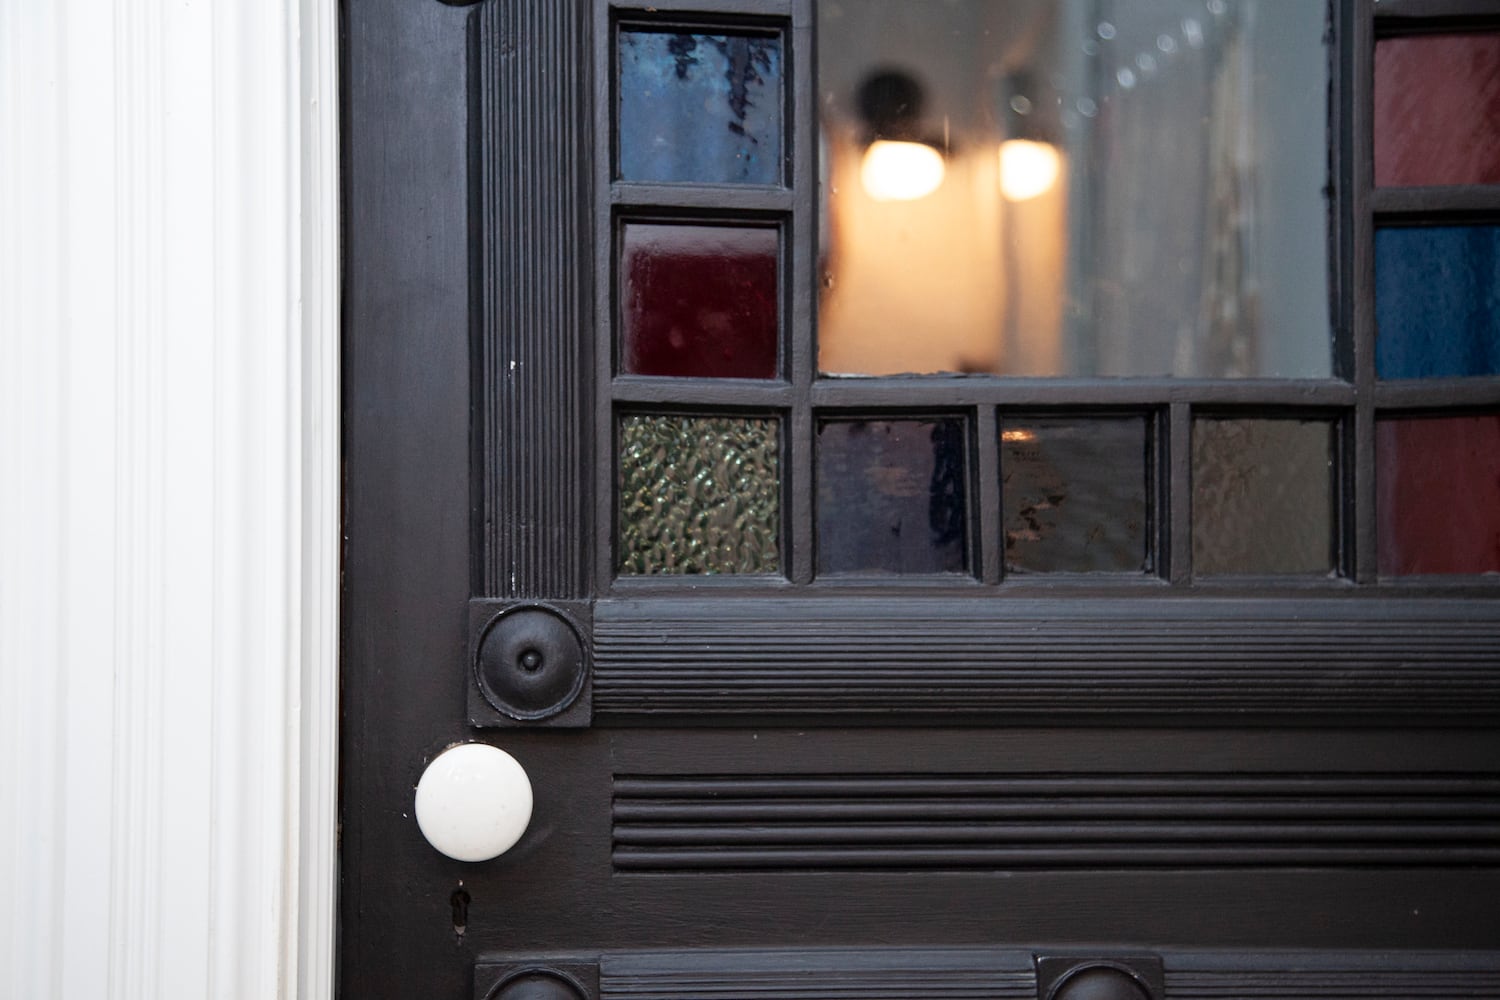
<box><xmin>474</xmin><ymin>2</ymin><xmax>590</xmax><ymax>599</ymax></box>
<box><xmin>593</xmin><ymin>597</ymin><xmax>1500</xmax><ymax>718</ymax></box>
<box><xmin>613</xmin><ymin>773</ymin><xmax>1500</xmax><ymax>872</ymax></box>
<box><xmin>600</xmin><ymin>949</ymin><xmax>1034</xmax><ymax>999</ymax></box>
<box><xmin>1166</xmin><ymin>970</ymin><xmax>1500</xmax><ymax>997</ymax></box>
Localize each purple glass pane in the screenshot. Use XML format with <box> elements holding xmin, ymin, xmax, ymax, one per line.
<box><xmin>1375</xmin><ymin>34</ymin><xmax>1500</xmax><ymax>188</ymax></box>
<box><xmin>1378</xmin><ymin>414</ymin><xmax>1500</xmax><ymax>575</ymax></box>
<box><xmin>618</xmin><ymin>30</ymin><xmax>783</xmax><ymax>186</ymax></box>
<box><xmin>817</xmin><ymin>418</ymin><xmax>968</xmax><ymax>575</ymax></box>
<box><xmin>1002</xmin><ymin>417</ymin><xmax>1151</xmax><ymax>573</ymax></box>
<box><xmin>620</xmin><ymin>223</ymin><xmax>779</xmax><ymax>379</ymax></box>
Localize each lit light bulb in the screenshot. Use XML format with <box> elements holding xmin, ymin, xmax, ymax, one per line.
<box><xmin>860</xmin><ymin>140</ymin><xmax>945</xmax><ymax>202</ymax></box>
<box><xmin>998</xmin><ymin>139</ymin><xmax>1062</xmax><ymax>201</ymax></box>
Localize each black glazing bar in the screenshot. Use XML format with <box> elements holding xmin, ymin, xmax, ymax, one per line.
<box><xmin>621</xmin><ymin>0</ymin><xmax>794</xmax><ymax>16</ymax></box>
<box><xmin>976</xmin><ymin>406</ymin><xmax>1001</xmax><ymax>586</ymax></box>
<box><xmin>1351</xmin><ymin>0</ymin><xmax>1378</xmax><ymax>584</ymax></box>
<box><xmin>611</xmin><ymin>184</ymin><xmax>793</xmax><ymax>213</ymax></box>
<box><xmin>611</xmin><ymin>377</ymin><xmax>795</xmax><ymax>408</ymax></box>
<box><xmin>594</xmin><ymin>0</ymin><xmax>618</xmax><ymax>594</ymax></box>
<box><xmin>809</xmin><ymin>378</ymin><xmax>1357</xmax><ymax>409</ymax></box>
<box><xmin>789</xmin><ymin>0</ymin><xmax>814</xmax><ymax>585</ymax></box>
<box><xmin>1169</xmin><ymin>402</ymin><xmax>1191</xmax><ymax>585</ymax></box>
<box><xmin>1374</xmin><ymin>377</ymin><xmax>1500</xmax><ymax>409</ymax></box>
<box><xmin>1373</xmin><ymin>0</ymin><xmax>1500</xmax><ymax>31</ymax></box>
<box><xmin>1373</xmin><ymin>185</ymin><xmax>1500</xmax><ymax>220</ymax></box>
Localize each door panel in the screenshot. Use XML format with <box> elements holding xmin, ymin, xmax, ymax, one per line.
<box><xmin>342</xmin><ymin>0</ymin><xmax>1500</xmax><ymax>996</ymax></box>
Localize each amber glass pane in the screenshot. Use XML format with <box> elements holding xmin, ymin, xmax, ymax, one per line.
<box><xmin>1375</xmin><ymin>226</ymin><xmax>1500</xmax><ymax>379</ymax></box>
<box><xmin>1002</xmin><ymin>417</ymin><xmax>1150</xmax><ymax>573</ymax></box>
<box><xmin>816</xmin><ymin>0</ymin><xmax>1329</xmax><ymax>377</ymax></box>
<box><xmin>620</xmin><ymin>223</ymin><xmax>779</xmax><ymax>379</ymax></box>
<box><xmin>817</xmin><ymin>418</ymin><xmax>968</xmax><ymax>575</ymax></box>
<box><xmin>1377</xmin><ymin>414</ymin><xmax>1500</xmax><ymax>575</ymax></box>
<box><xmin>1375</xmin><ymin>34</ymin><xmax>1500</xmax><ymax>187</ymax></box>
<box><xmin>618</xmin><ymin>29</ymin><xmax>783</xmax><ymax>186</ymax></box>
<box><xmin>618</xmin><ymin>414</ymin><xmax>780</xmax><ymax>575</ymax></box>
<box><xmin>1192</xmin><ymin>419</ymin><xmax>1334</xmax><ymax>575</ymax></box>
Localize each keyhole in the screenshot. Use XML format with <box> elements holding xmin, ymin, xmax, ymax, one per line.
<box><xmin>518</xmin><ymin>648</ymin><xmax>543</xmax><ymax>672</ymax></box>
<box><xmin>450</xmin><ymin>885</ymin><xmax>471</xmax><ymax>944</ymax></box>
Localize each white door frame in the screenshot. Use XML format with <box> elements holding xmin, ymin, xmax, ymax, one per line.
<box><xmin>1</xmin><ymin>2</ymin><xmax>340</xmax><ymax>996</ymax></box>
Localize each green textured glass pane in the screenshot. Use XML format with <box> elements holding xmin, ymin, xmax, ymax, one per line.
<box><xmin>1192</xmin><ymin>418</ymin><xmax>1334</xmax><ymax>575</ymax></box>
<box><xmin>618</xmin><ymin>414</ymin><xmax>780</xmax><ymax>575</ymax></box>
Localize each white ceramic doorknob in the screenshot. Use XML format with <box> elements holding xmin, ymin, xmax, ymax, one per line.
<box><xmin>414</xmin><ymin>743</ymin><xmax>533</xmax><ymax>862</ymax></box>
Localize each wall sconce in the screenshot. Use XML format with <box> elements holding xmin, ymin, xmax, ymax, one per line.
<box><xmin>998</xmin><ymin>73</ymin><xmax>1061</xmax><ymax>202</ymax></box>
<box><xmin>856</xmin><ymin>69</ymin><xmax>946</xmax><ymax>202</ymax></box>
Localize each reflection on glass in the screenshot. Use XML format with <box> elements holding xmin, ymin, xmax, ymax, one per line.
<box><xmin>817</xmin><ymin>418</ymin><xmax>969</xmax><ymax>575</ymax></box>
<box><xmin>1375</xmin><ymin>34</ymin><xmax>1500</xmax><ymax>188</ymax></box>
<box><xmin>618</xmin><ymin>414</ymin><xmax>781</xmax><ymax>575</ymax></box>
<box><xmin>620</xmin><ymin>222</ymin><xmax>780</xmax><ymax>379</ymax></box>
<box><xmin>1002</xmin><ymin>417</ymin><xmax>1150</xmax><ymax>573</ymax></box>
<box><xmin>817</xmin><ymin>0</ymin><xmax>1330</xmax><ymax>377</ymax></box>
<box><xmin>1192</xmin><ymin>418</ymin><xmax>1334</xmax><ymax>575</ymax></box>
<box><xmin>1377</xmin><ymin>414</ymin><xmax>1500</xmax><ymax>576</ymax></box>
<box><xmin>1375</xmin><ymin>225</ymin><xmax>1500</xmax><ymax>380</ymax></box>
<box><xmin>618</xmin><ymin>30</ymin><xmax>783</xmax><ymax>186</ymax></box>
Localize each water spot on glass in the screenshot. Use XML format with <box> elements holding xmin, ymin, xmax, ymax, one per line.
<box><xmin>1136</xmin><ymin>53</ymin><xmax>1158</xmax><ymax>74</ymax></box>
<box><xmin>1157</xmin><ymin>34</ymin><xmax>1177</xmax><ymax>54</ymax></box>
<box><xmin>1076</xmin><ymin>97</ymin><xmax>1098</xmax><ymax>118</ymax></box>
<box><xmin>1116</xmin><ymin>67</ymin><xmax>1136</xmax><ymax>89</ymax></box>
<box><xmin>1082</xmin><ymin>39</ymin><xmax>1100</xmax><ymax>57</ymax></box>
<box><xmin>1207</xmin><ymin>0</ymin><xmax>1227</xmax><ymax>16</ymax></box>
<box><xmin>1097</xmin><ymin>21</ymin><xmax>1116</xmax><ymax>40</ymax></box>
<box><xmin>1009</xmin><ymin>95</ymin><xmax>1033</xmax><ymax>115</ymax></box>
<box><xmin>1061</xmin><ymin>109</ymin><xmax>1081</xmax><ymax>130</ymax></box>
<box><xmin>1183</xmin><ymin>18</ymin><xmax>1204</xmax><ymax>47</ymax></box>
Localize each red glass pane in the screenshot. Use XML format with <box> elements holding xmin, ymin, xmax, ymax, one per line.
<box><xmin>1377</xmin><ymin>414</ymin><xmax>1500</xmax><ymax>576</ymax></box>
<box><xmin>620</xmin><ymin>223</ymin><xmax>779</xmax><ymax>379</ymax></box>
<box><xmin>1375</xmin><ymin>34</ymin><xmax>1500</xmax><ymax>187</ymax></box>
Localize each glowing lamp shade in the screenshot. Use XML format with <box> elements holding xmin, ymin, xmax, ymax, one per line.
<box><xmin>998</xmin><ymin>138</ymin><xmax>1062</xmax><ymax>201</ymax></box>
<box><xmin>861</xmin><ymin>140</ymin><xmax>946</xmax><ymax>202</ymax></box>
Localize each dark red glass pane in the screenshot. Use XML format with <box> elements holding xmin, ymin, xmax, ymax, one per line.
<box><xmin>817</xmin><ymin>418</ymin><xmax>969</xmax><ymax>575</ymax></box>
<box><xmin>1377</xmin><ymin>414</ymin><xmax>1500</xmax><ymax>576</ymax></box>
<box><xmin>1375</xmin><ymin>34</ymin><xmax>1500</xmax><ymax>187</ymax></box>
<box><xmin>620</xmin><ymin>223</ymin><xmax>779</xmax><ymax>379</ymax></box>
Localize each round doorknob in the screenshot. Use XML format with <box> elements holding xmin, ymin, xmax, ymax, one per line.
<box><xmin>414</xmin><ymin>743</ymin><xmax>533</xmax><ymax>862</ymax></box>
<box><xmin>1049</xmin><ymin>965</ymin><xmax>1152</xmax><ymax>1000</ymax></box>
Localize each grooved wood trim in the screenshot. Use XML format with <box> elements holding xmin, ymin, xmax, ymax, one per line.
<box><xmin>0</xmin><ymin>1</ymin><xmax>339</xmax><ymax>997</ymax></box>
<box><xmin>613</xmin><ymin>773</ymin><xmax>1500</xmax><ymax>872</ymax></box>
<box><xmin>600</xmin><ymin>949</ymin><xmax>1035</xmax><ymax>998</ymax></box>
<box><xmin>592</xmin><ymin>596</ymin><xmax>1500</xmax><ymax>718</ymax></box>
<box><xmin>587</xmin><ymin>948</ymin><xmax>1500</xmax><ymax>998</ymax></box>
<box><xmin>474</xmin><ymin>1</ymin><xmax>592</xmax><ymax>600</ymax></box>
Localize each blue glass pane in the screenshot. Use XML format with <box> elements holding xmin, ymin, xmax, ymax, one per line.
<box><xmin>618</xmin><ymin>30</ymin><xmax>783</xmax><ymax>186</ymax></box>
<box><xmin>817</xmin><ymin>418</ymin><xmax>968</xmax><ymax>575</ymax></box>
<box><xmin>1376</xmin><ymin>225</ymin><xmax>1500</xmax><ymax>379</ymax></box>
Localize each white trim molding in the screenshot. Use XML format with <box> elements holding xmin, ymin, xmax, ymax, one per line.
<box><xmin>1</xmin><ymin>1</ymin><xmax>339</xmax><ymax>998</ymax></box>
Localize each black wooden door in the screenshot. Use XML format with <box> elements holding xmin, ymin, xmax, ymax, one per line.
<box><xmin>341</xmin><ymin>1</ymin><xmax>1500</xmax><ymax>997</ymax></box>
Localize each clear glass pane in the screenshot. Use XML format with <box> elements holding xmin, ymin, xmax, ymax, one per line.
<box><xmin>816</xmin><ymin>0</ymin><xmax>1330</xmax><ymax>378</ymax></box>
<box><xmin>1378</xmin><ymin>414</ymin><xmax>1500</xmax><ymax>576</ymax></box>
<box><xmin>618</xmin><ymin>414</ymin><xmax>781</xmax><ymax>575</ymax></box>
<box><xmin>1375</xmin><ymin>225</ymin><xmax>1500</xmax><ymax>380</ymax></box>
<box><xmin>620</xmin><ymin>222</ymin><xmax>780</xmax><ymax>379</ymax></box>
<box><xmin>618</xmin><ymin>29</ymin><xmax>784</xmax><ymax>186</ymax></box>
<box><xmin>1375</xmin><ymin>33</ymin><xmax>1500</xmax><ymax>188</ymax></box>
<box><xmin>817</xmin><ymin>417</ymin><xmax>969</xmax><ymax>575</ymax></box>
<box><xmin>1192</xmin><ymin>418</ymin><xmax>1334</xmax><ymax>576</ymax></box>
<box><xmin>1001</xmin><ymin>416</ymin><xmax>1151</xmax><ymax>573</ymax></box>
